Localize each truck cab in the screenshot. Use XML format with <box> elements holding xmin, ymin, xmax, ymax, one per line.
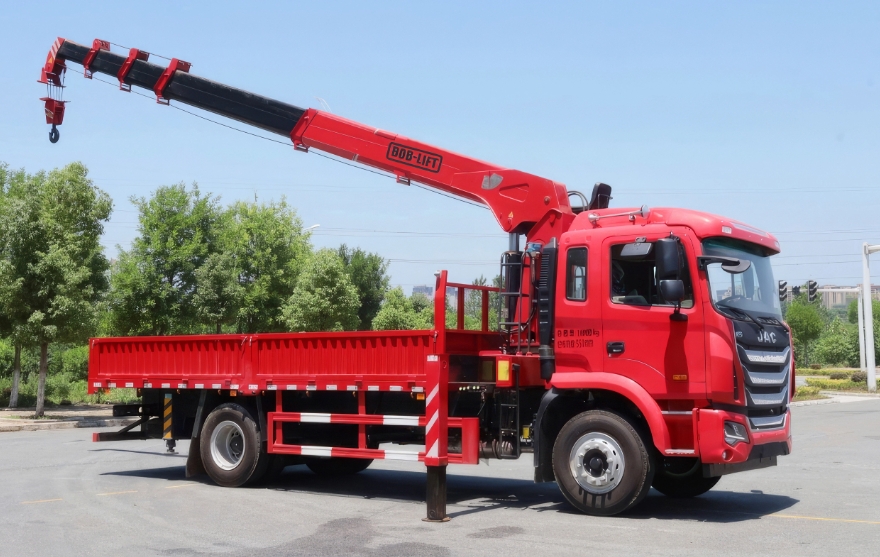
<box><xmin>532</xmin><ymin>206</ymin><xmax>791</xmax><ymax>513</ymax></box>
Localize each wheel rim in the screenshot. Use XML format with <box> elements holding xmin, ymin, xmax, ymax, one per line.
<box><xmin>568</xmin><ymin>432</ymin><xmax>625</xmax><ymax>494</ymax></box>
<box><xmin>210</xmin><ymin>420</ymin><xmax>246</xmax><ymax>471</ymax></box>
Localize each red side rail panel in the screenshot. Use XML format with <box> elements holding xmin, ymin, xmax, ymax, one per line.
<box><xmin>88</xmin><ymin>330</ymin><xmax>438</xmax><ymax>395</ymax></box>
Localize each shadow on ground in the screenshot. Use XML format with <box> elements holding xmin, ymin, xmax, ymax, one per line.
<box><xmin>91</xmin><ymin>448</ymin><xmax>188</xmax><ymax>458</ymax></box>
<box><xmin>216</xmin><ymin>517</ymin><xmax>451</xmax><ymax>557</ymax></box>
<box><xmin>105</xmin><ymin>462</ymin><xmax>798</xmax><ymax>523</ymax></box>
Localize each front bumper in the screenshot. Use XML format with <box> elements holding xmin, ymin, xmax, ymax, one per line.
<box><xmin>696</xmin><ymin>408</ymin><xmax>791</xmax><ymax>470</ymax></box>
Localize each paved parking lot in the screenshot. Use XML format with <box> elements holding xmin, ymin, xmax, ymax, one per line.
<box><xmin>2</xmin><ymin>398</ymin><xmax>879</xmax><ymax>557</ymax></box>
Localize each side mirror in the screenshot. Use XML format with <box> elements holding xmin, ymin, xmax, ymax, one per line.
<box><xmin>659</xmin><ymin>279</ymin><xmax>688</xmax><ymax>322</ymax></box>
<box><xmin>659</xmin><ymin>279</ymin><xmax>685</xmax><ymax>303</ymax></box>
<box><xmin>655</xmin><ymin>238</ymin><xmax>683</xmax><ymax>280</ymax></box>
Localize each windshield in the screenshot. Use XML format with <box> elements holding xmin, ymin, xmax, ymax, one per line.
<box><xmin>702</xmin><ymin>237</ymin><xmax>782</xmax><ymax>320</ymax></box>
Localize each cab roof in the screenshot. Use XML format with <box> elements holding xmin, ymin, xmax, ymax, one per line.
<box><xmin>569</xmin><ymin>206</ymin><xmax>780</xmax><ymax>255</ymax></box>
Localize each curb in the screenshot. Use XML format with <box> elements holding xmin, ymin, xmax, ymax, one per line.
<box><xmin>818</xmin><ymin>390</ymin><xmax>880</xmax><ymax>398</ymax></box>
<box><xmin>791</xmin><ymin>397</ymin><xmax>839</xmax><ymax>407</ymax></box>
<box><xmin>0</xmin><ymin>417</ymin><xmax>137</xmax><ymax>433</ymax></box>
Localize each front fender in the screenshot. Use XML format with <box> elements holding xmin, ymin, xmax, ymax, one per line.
<box><xmin>549</xmin><ymin>372</ymin><xmax>672</xmax><ymax>454</ymax></box>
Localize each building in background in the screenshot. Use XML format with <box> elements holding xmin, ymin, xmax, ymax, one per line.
<box><xmin>814</xmin><ymin>284</ymin><xmax>880</xmax><ymax>310</ymax></box>
<box><xmin>412</xmin><ymin>285</ymin><xmax>434</xmax><ymax>297</ymax></box>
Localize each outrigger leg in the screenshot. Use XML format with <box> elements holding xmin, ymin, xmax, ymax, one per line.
<box><xmin>424</xmin><ymin>465</ymin><xmax>449</xmax><ymax>522</ymax></box>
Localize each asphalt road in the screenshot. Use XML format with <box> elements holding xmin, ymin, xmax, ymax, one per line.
<box><xmin>2</xmin><ymin>399</ymin><xmax>880</xmax><ymax>557</ymax></box>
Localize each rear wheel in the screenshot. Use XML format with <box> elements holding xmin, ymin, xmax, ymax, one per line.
<box><xmin>200</xmin><ymin>403</ymin><xmax>269</xmax><ymax>487</ymax></box>
<box><xmin>652</xmin><ymin>457</ymin><xmax>720</xmax><ymax>498</ymax></box>
<box><xmin>306</xmin><ymin>457</ymin><xmax>372</xmax><ymax>476</ymax></box>
<box><xmin>552</xmin><ymin>410</ymin><xmax>654</xmax><ymax>516</ymax></box>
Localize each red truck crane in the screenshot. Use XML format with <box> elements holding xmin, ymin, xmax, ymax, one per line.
<box><xmin>38</xmin><ymin>38</ymin><xmax>793</xmax><ymax>519</ymax></box>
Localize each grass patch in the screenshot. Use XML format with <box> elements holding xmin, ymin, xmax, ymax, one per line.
<box><xmin>804</xmin><ymin>377</ymin><xmax>880</xmax><ymax>392</ymax></box>
<box><xmin>796</xmin><ymin>367</ymin><xmax>859</xmax><ymax>377</ymax></box>
<box><xmin>793</xmin><ymin>385</ymin><xmax>827</xmax><ymax>402</ymax></box>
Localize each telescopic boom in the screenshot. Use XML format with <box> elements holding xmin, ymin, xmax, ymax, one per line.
<box><xmin>39</xmin><ymin>37</ymin><xmax>575</xmax><ymax>242</ymax></box>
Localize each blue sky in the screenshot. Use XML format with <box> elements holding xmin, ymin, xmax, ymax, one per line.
<box><xmin>1</xmin><ymin>1</ymin><xmax>879</xmax><ymax>291</ymax></box>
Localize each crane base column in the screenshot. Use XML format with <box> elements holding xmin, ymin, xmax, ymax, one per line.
<box><xmin>423</xmin><ymin>465</ymin><xmax>449</xmax><ymax>522</ymax></box>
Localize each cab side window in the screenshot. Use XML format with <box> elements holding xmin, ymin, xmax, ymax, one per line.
<box><xmin>566</xmin><ymin>248</ymin><xmax>587</xmax><ymax>301</ymax></box>
<box><xmin>610</xmin><ymin>241</ymin><xmax>693</xmax><ymax>307</ymax></box>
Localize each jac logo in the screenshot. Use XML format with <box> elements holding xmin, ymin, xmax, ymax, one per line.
<box><xmin>386</xmin><ymin>143</ymin><xmax>443</xmax><ymax>173</ymax></box>
<box><xmin>756</xmin><ymin>330</ymin><xmax>777</xmax><ymax>343</ymax></box>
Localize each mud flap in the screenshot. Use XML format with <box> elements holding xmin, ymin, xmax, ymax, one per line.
<box><xmin>185</xmin><ymin>390</ymin><xmax>208</xmax><ymax>478</ymax></box>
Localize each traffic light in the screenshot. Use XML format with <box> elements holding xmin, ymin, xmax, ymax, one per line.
<box><xmin>778</xmin><ymin>281</ymin><xmax>788</xmax><ymax>303</ymax></box>
<box><xmin>808</xmin><ymin>280</ymin><xmax>818</xmax><ymax>302</ymax></box>
<box><xmin>792</xmin><ymin>285</ymin><xmax>801</xmax><ymax>297</ymax></box>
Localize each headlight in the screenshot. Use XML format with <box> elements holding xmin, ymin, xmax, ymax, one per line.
<box><xmin>724</xmin><ymin>420</ymin><xmax>749</xmax><ymax>446</ymax></box>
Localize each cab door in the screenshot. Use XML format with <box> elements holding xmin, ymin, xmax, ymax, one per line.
<box><xmin>553</xmin><ymin>234</ymin><xmax>604</xmax><ymax>373</ymax></box>
<box><xmin>599</xmin><ymin>230</ymin><xmax>707</xmax><ymax>399</ymax></box>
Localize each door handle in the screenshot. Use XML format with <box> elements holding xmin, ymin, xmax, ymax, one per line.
<box><xmin>607</xmin><ymin>341</ymin><xmax>625</xmax><ymax>355</ymax></box>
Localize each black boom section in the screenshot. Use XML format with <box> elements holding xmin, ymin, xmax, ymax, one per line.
<box><xmin>57</xmin><ymin>40</ymin><xmax>306</xmax><ymax>137</ymax></box>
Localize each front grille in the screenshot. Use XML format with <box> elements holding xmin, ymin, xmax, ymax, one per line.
<box><xmin>733</xmin><ymin>323</ymin><xmax>790</xmax><ymax>430</ymax></box>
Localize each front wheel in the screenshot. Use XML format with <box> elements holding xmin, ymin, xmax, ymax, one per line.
<box><xmin>652</xmin><ymin>457</ymin><xmax>720</xmax><ymax>498</ymax></box>
<box><xmin>552</xmin><ymin>410</ymin><xmax>654</xmax><ymax>516</ymax></box>
<box><xmin>200</xmin><ymin>403</ymin><xmax>269</xmax><ymax>487</ymax></box>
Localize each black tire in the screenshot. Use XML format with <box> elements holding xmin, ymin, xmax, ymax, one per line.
<box><xmin>200</xmin><ymin>403</ymin><xmax>270</xmax><ymax>487</ymax></box>
<box><xmin>652</xmin><ymin>457</ymin><xmax>720</xmax><ymax>498</ymax></box>
<box><xmin>552</xmin><ymin>410</ymin><xmax>654</xmax><ymax>516</ymax></box>
<box><xmin>306</xmin><ymin>457</ymin><xmax>372</xmax><ymax>476</ymax></box>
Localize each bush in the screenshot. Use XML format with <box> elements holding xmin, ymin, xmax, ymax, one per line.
<box><xmin>794</xmin><ymin>385</ymin><xmax>822</xmax><ymax>400</ymax></box>
<box><xmin>60</xmin><ymin>346</ymin><xmax>90</xmax><ymax>381</ymax></box>
<box><xmin>829</xmin><ymin>372</ymin><xmax>849</xmax><ymax>380</ymax></box>
<box><xmin>805</xmin><ymin>377</ymin><xmax>880</xmax><ymax>391</ymax></box>
<box><xmin>0</xmin><ymin>373</ymin><xmax>139</xmax><ymax>407</ymax></box>
<box><xmin>810</xmin><ymin>364</ymin><xmax>822</xmax><ymax>370</ymax></box>
<box><xmin>851</xmin><ymin>371</ymin><xmax>868</xmax><ymax>383</ymax></box>
<box><xmin>796</xmin><ymin>367</ymin><xmax>857</xmax><ymax>377</ymax></box>
<box><xmin>812</xmin><ymin>318</ymin><xmax>860</xmax><ymax>368</ymax></box>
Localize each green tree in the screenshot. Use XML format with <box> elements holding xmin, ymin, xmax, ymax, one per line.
<box><xmin>225</xmin><ymin>199</ymin><xmax>311</xmax><ymax>333</ymax></box>
<box><xmin>813</xmin><ymin>318</ymin><xmax>859</xmax><ymax>367</ymax></box>
<box><xmin>282</xmin><ymin>249</ymin><xmax>359</xmax><ymax>332</ymax></box>
<box><xmin>845</xmin><ymin>299</ymin><xmax>880</xmax><ymax>362</ymax></box>
<box><xmin>193</xmin><ymin>253</ymin><xmax>243</xmax><ymax>333</ymax></box>
<box><xmin>372</xmin><ymin>288</ymin><xmax>453</xmax><ymax>331</ymax></box>
<box><xmin>0</xmin><ymin>162</ymin><xmax>111</xmax><ymax>416</ymax></box>
<box><xmin>0</xmin><ymin>164</ymin><xmax>27</xmax><ymax>407</ymax></box>
<box><xmin>847</xmin><ymin>298</ymin><xmax>880</xmax><ymax>324</ymax></box>
<box><xmin>372</xmin><ymin>287</ymin><xmax>423</xmax><ymax>330</ymax></box>
<box><xmin>338</xmin><ymin>245</ymin><xmax>389</xmax><ymax>330</ymax></box>
<box><xmin>785</xmin><ymin>300</ymin><xmax>824</xmax><ymax>366</ymax></box>
<box><xmin>109</xmin><ymin>183</ymin><xmax>221</xmax><ymax>335</ymax></box>
<box><xmin>463</xmin><ymin>275</ymin><xmax>488</xmax><ymax>329</ymax></box>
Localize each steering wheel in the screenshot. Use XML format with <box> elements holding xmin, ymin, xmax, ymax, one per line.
<box><xmin>720</xmin><ymin>295</ymin><xmax>746</xmax><ymax>304</ymax></box>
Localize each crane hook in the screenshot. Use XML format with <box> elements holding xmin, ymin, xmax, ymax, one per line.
<box><xmin>49</xmin><ymin>124</ymin><xmax>59</xmax><ymax>144</ymax></box>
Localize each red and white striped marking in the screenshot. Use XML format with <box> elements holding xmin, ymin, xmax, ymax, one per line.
<box><xmin>266</xmin><ymin>411</ymin><xmax>478</xmax><ymax>465</ymax></box>
<box><xmin>289</xmin><ymin>445</ymin><xmax>422</xmax><ymax>461</ymax></box>
<box><xmin>270</xmin><ymin>412</ymin><xmax>421</xmax><ymax>426</ymax></box>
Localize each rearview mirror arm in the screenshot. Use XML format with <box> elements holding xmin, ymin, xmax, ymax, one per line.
<box><xmin>697</xmin><ymin>255</ymin><xmax>751</xmax><ymax>274</ymax></box>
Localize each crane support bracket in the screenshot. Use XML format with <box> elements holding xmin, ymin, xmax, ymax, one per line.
<box><xmin>82</xmin><ymin>39</ymin><xmax>110</xmax><ymax>79</ymax></box>
<box><xmin>118</xmin><ymin>48</ymin><xmax>150</xmax><ymax>91</ymax></box>
<box><xmin>154</xmin><ymin>58</ymin><xmax>192</xmax><ymax>104</ymax></box>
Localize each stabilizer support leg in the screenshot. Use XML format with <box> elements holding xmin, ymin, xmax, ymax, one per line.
<box><xmin>424</xmin><ymin>465</ymin><xmax>449</xmax><ymax>522</ymax></box>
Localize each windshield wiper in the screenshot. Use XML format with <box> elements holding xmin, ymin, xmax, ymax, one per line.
<box><xmin>716</xmin><ymin>303</ymin><xmax>764</xmax><ymax>330</ymax></box>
